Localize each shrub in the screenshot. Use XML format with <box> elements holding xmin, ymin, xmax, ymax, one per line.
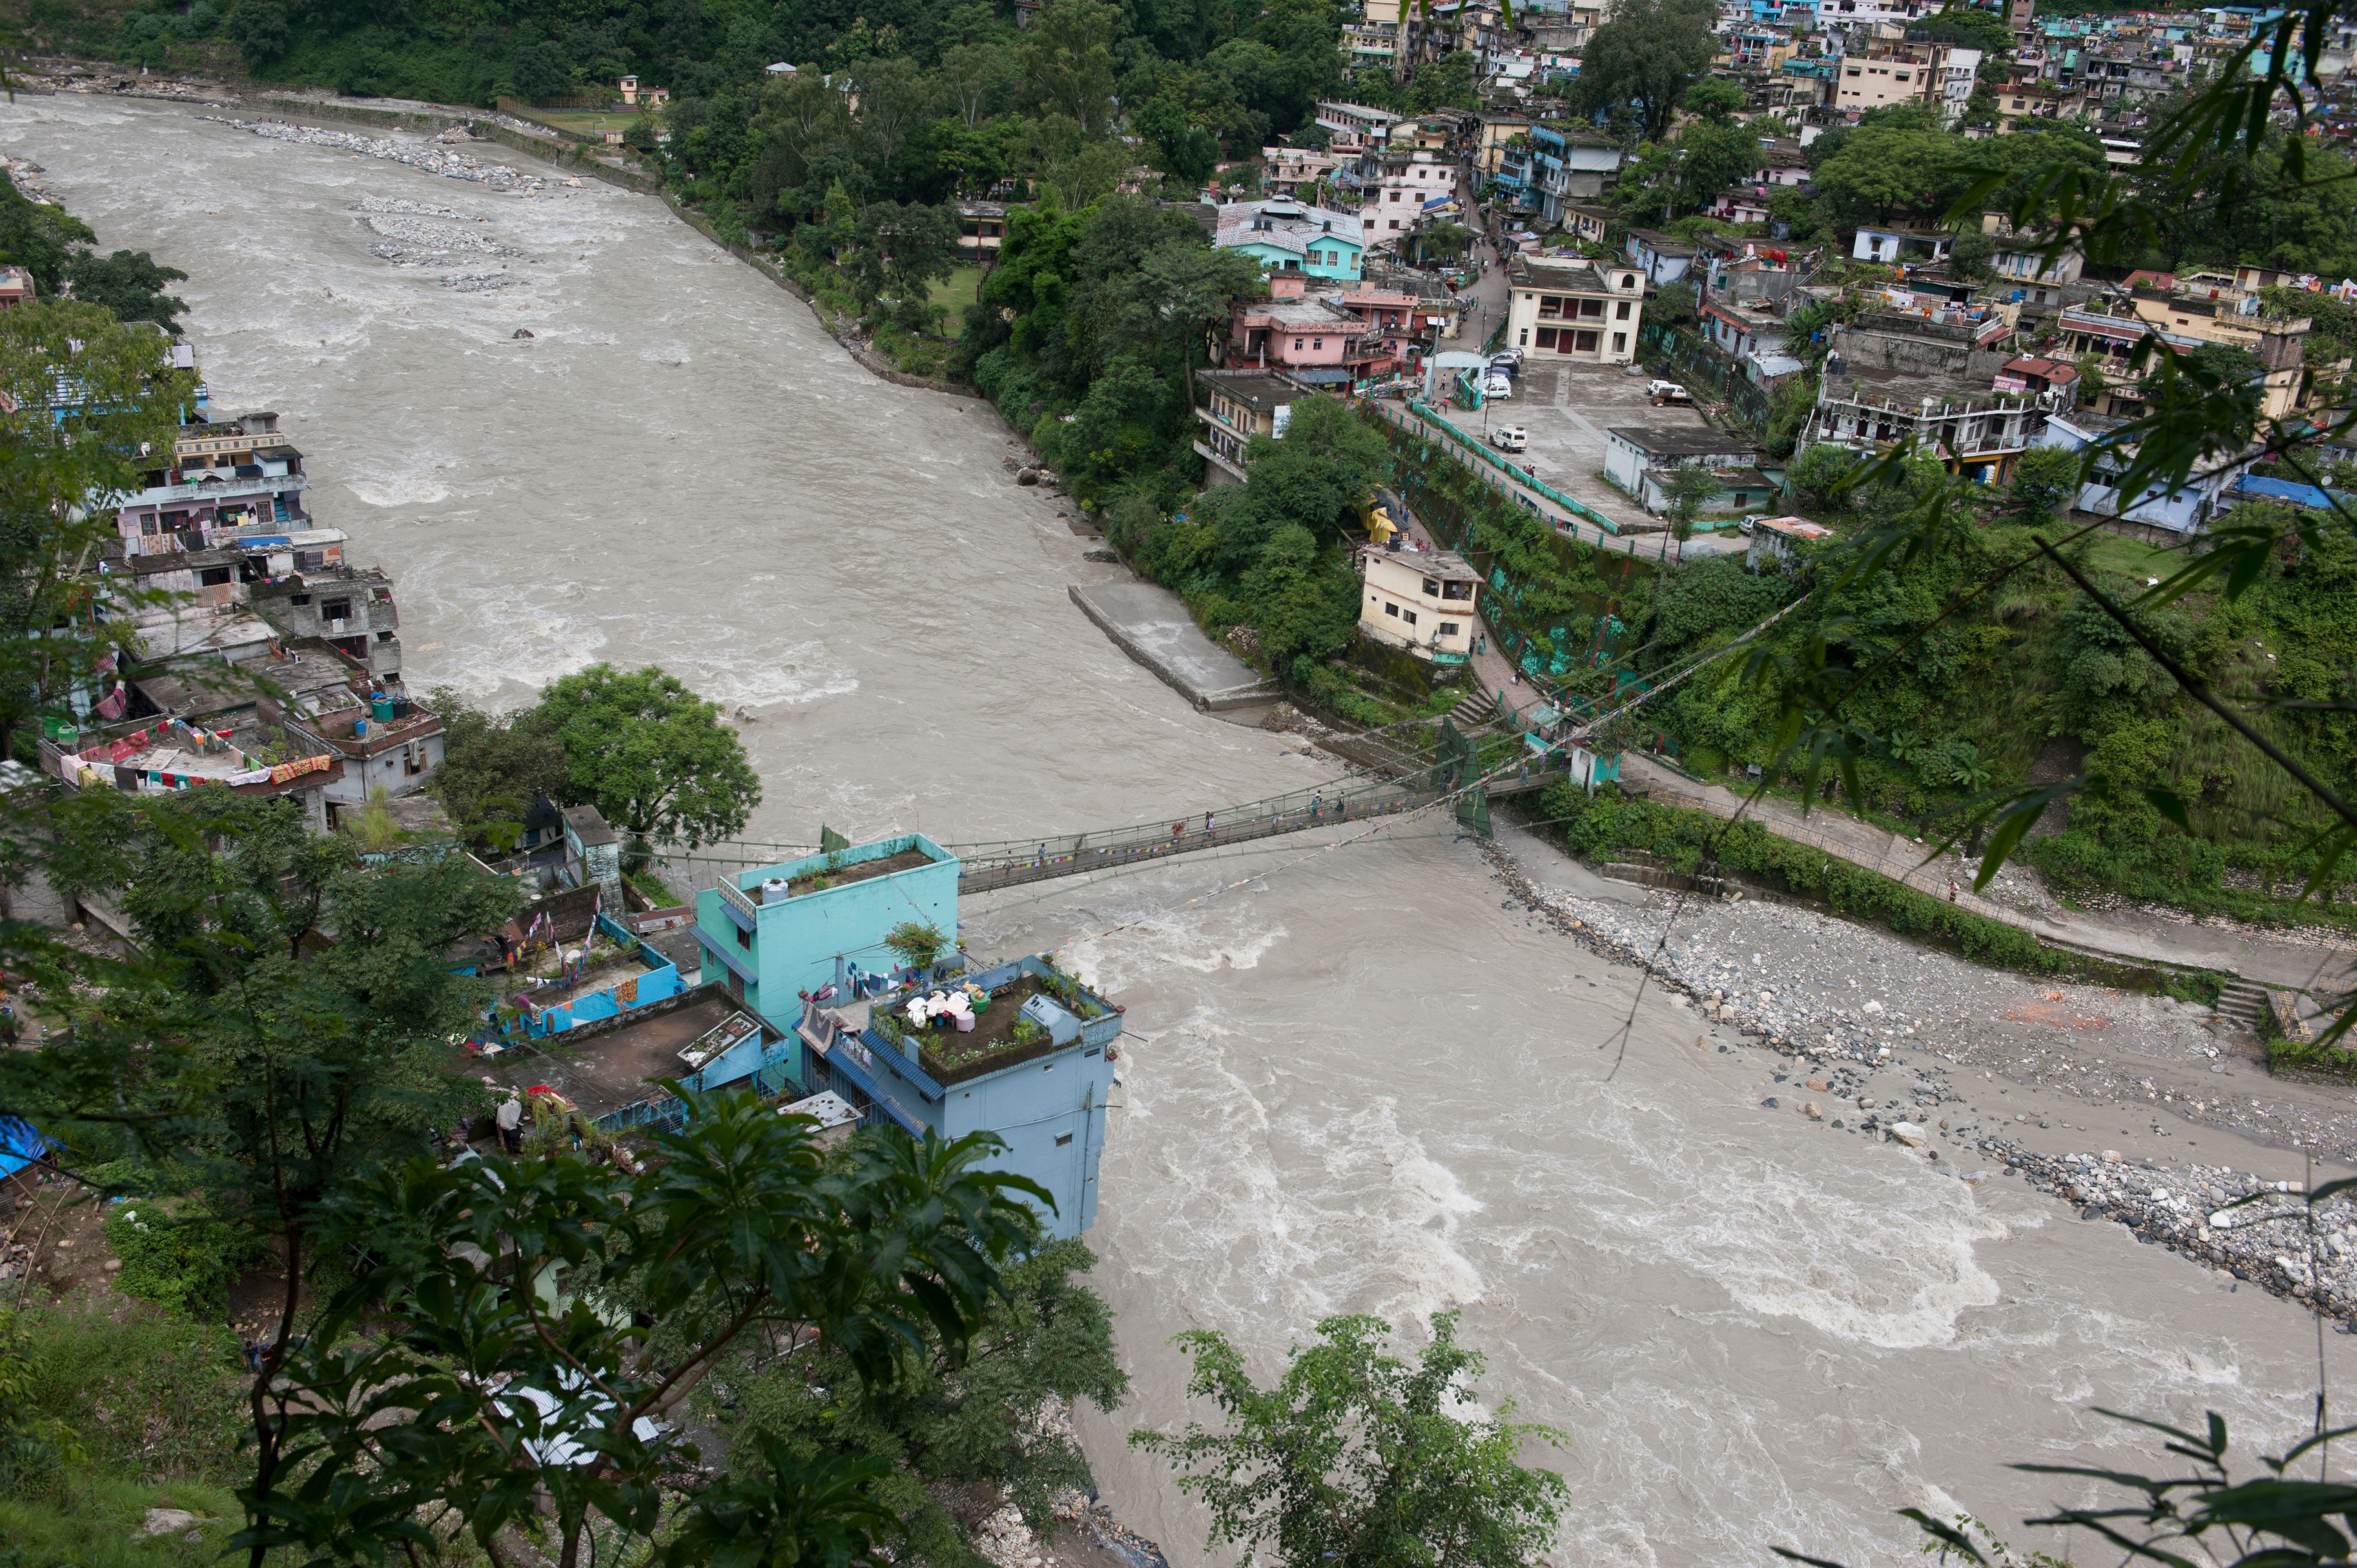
<box><xmin>7</xmin><ymin>1301</ymin><xmax>245</xmax><ymax>1485</ymax></box>
<box><xmin>101</xmin><ymin>1203</ymin><xmax>264</xmax><ymax>1320</ymax></box>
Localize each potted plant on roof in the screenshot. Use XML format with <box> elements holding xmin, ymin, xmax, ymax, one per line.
<box><xmin>884</xmin><ymin>920</ymin><xmax>951</xmax><ymax>984</ymax></box>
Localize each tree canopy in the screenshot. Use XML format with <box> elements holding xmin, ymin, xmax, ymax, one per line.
<box><xmin>540</xmin><ymin>663</ymin><xmax>763</xmax><ymax>849</ymax></box>
<box><xmin>1571</xmin><ymin>0</ymin><xmax>1719</xmax><ymax>141</ymax></box>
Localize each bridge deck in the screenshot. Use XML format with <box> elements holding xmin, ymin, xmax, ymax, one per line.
<box><xmin>953</xmin><ymin>768</ymin><xmax>1562</xmax><ymax>895</ymax></box>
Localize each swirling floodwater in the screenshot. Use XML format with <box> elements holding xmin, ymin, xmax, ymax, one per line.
<box><xmin>13</xmin><ymin>92</ymin><xmax>2353</xmax><ymax>1567</ymax></box>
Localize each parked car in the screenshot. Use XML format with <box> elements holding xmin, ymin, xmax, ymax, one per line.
<box><xmin>1490</xmin><ymin>347</ymin><xmax>1525</xmax><ymax>367</ymax></box>
<box><xmin>1490</xmin><ymin>425</ymin><xmax>1528</xmax><ymax>452</ymax></box>
<box><xmin>1487</xmin><ymin>355</ymin><xmax>1520</xmax><ymax>378</ymax></box>
<box><xmin>1737</xmin><ymin>514</ymin><xmax>1767</xmax><ymax>535</ymax></box>
<box><xmin>1646</xmin><ymin>379</ymin><xmax>1692</xmax><ymax>405</ymax></box>
<box><xmin>1484</xmin><ymin>374</ymin><xmax>1514</xmax><ymax>400</ymax></box>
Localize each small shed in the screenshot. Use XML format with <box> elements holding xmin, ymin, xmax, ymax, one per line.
<box><xmin>563</xmin><ymin>803</ymin><xmax>622</xmax><ymax>896</ymax></box>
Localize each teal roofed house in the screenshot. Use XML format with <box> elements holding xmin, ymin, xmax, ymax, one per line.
<box><xmin>694</xmin><ymin>833</ymin><xmax>960</xmax><ymax>1045</ymax></box>
<box><xmin>1214</xmin><ymin>199</ymin><xmax>1365</xmax><ymax>281</ymax></box>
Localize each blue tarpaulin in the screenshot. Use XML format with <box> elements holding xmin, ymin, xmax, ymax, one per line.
<box><xmin>0</xmin><ymin>1115</ymin><xmax>49</xmax><ymax>1179</ymax></box>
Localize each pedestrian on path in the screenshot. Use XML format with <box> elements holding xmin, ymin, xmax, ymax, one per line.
<box><xmin>1205</xmin><ymin>810</ymin><xmax>1216</xmax><ymax>834</ymax></box>
<box><xmin>1312</xmin><ymin>791</ymin><xmax>1323</xmax><ymax>820</ymax></box>
<box><xmin>1947</xmin><ymin>879</ymin><xmax>1959</xmax><ymax>902</ymax></box>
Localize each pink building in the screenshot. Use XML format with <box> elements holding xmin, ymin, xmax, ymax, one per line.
<box><xmin>1226</xmin><ymin>274</ymin><xmax>1365</xmax><ymax>375</ymax></box>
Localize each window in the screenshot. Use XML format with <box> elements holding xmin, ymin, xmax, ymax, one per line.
<box><xmin>1612</xmin><ymin>332</ymin><xmax>1627</xmax><ymax>353</ymax></box>
<box><xmin>1847</xmin><ymin>66</ymin><xmax>1862</xmax><ymax>75</ymax></box>
<box><xmin>1578</xmin><ymin>298</ymin><xmax>1603</xmax><ymax>318</ymax></box>
<box><xmin>323</xmin><ymin>598</ymin><xmax>352</xmax><ymax>621</ymax></box>
<box><xmin>1383</xmin><ymin>601</ymin><xmax>1400</xmax><ymax>617</ymax></box>
<box><xmin>1294</xmin><ymin>338</ymin><xmax>1305</xmax><ymax>349</ymax></box>
<box><xmin>1616</xmin><ymin>301</ymin><xmax>1632</xmax><ymax>319</ymax></box>
<box><xmin>1538</xmin><ymin>295</ymin><xmax>1563</xmax><ymax>318</ymax></box>
<box><xmin>1403</xmin><ymin>610</ymin><xmax>1418</xmax><ymax>626</ymax></box>
<box><xmin>1056</xmin><ymin>1132</ymin><xmax>1075</xmax><ymax>1146</ymax></box>
<box><xmin>1439</xmin><ymin>622</ymin><xmax>1460</xmax><ymax>637</ymax></box>
<box><xmin>197</xmin><ymin>566</ymin><xmax>232</xmax><ymax>586</ymax></box>
<box><xmin>1389</xmin><ymin>219</ymin><xmax>1401</xmax><ymax>229</ymax></box>
<box><xmin>1442</xmin><ymin>580</ymin><xmax>1473</xmax><ymax>600</ymax></box>
<box><xmin>1518</xmin><ymin>328</ymin><xmax>1527</xmax><ymax>345</ymax></box>
<box><xmin>1574</xmin><ymin>329</ymin><xmax>1601</xmax><ymax>352</ymax></box>
<box><xmin>1313</xmin><ymin>338</ymin><xmax>1323</xmax><ymax>349</ymax></box>
<box><xmin>735</xmin><ymin>921</ymin><xmax>750</xmax><ymax>948</ymax></box>
<box><xmin>1421</xmin><ymin>577</ymin><xmax>1439</xmax><ymax>596</ymax></box>
<box><xmin>1536</xmin><ymin>327</ymin><xmax>1559</xmax><ymax>349</ymax></box>
<box><xmin>1620</xmin><ymin>274</ymin><xmax>1637</xmax><ymax>289</ymax></box>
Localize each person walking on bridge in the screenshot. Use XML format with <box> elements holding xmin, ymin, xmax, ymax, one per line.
<box><xmin>1205</xmin><ymin>809</ymin><xmax>1216</xmax><ymax>835</ymax></box>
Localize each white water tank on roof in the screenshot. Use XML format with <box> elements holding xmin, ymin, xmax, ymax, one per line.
<box><xmin>761</xmin><ymin>878</ymin><xmax>790</xmax><ymax>904</ymax></box>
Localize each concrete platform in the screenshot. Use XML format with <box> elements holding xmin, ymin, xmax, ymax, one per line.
<box><xmin>1068</xmin><ymin>582</ymin><xmax>1281</xmax><ymax>712</ymax></box>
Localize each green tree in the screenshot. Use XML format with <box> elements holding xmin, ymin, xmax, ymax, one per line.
<box><xmin>845</xmin><ymin>199</ymin><xmax>962</xmax><ymax>316</ymax></box>
<box><xmin>1134</xmin><ymin>1312</ymin><xmax>1570</xmax><ymax>1568</ymax></box>
<box><xmin>424</xmin><ymin>687</ymin><xmax>570</xmax><ymax>853</ymax></box>
<box><xmin>2006</xmin><ymin>444</ymin><xmax>2082</xmax><ymax>526</ymax></box>
<box><xmin>0</xmin><ymin>172</ymin><xmax>94</xmax><ymax>296</ymax></box>
<box><xmin>1677</xmin><ymin>118</ymin><xmax>1761</xmax><ymax>212</ymax></box>
<box><xmin>1679</xmin><ymin>75</ymin><xmax>1745</xmax><ymax>122</ymax></box>
<box><xmin>1021</xmin><ymin>0</ymin><xmax>1121</xmax><ymax>138</ymax></box>
<box><xmin>718</xmin><ymin>1237</ymin><xmax>1128</xmax><ymax>1559</ymax></box>
<box><xmin>1785</xmin><ymin>442</ymin><xmax>1857</xmax><ymax>509</ymax></box>
<box><xmin>243</xmin><ymin>1091</ymin><xmax>1042</xmax><ymax>1568</ymax></box>
<box><xmin>1918</xmin><ymin>2</ymin><xmax>2014</xmax><ymax>51</ymax></box>
<box><xmin>1811</xmin><ymin>118</ymin><xmax>1970</xmax><ymax>226</ymax></box>
<box><xmin>538</xmin><ymin>663</ymin><xmax>762</xmax><ymax>849</ymax></box>
<box><xmin>65</xmin><ymin>248</ymin><xmax>188</xmax><ymax>332</ymax></box>
<box><xmin>0</xmin><ymin>300</ymin><xmax>192</xmax><ymax>744</ymax></box>
<box><xmin>1572</xmin><ymin>0</ymin><xmax>1718</xmax><ymax>141</ymax></box>
<box><xmin>1403</xmin><ymin>50</ymin><xmax>1478</xmax><ymax>114</ymax></box>
<box><xmin>223</xmin><ymin>0</ymin><xmax>287</xmax><ymax>65</ymax></box>
<box><xmin>1657</xmin><ymin>461</ymin><xmax>1725</xmax><ymax>539</ymax></box>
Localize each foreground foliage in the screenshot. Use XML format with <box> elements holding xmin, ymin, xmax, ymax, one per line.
<box><xmin>1134</xmin><ymin>1312</ymin><xmax>1569</xmax><ymax>1568</ymax></box>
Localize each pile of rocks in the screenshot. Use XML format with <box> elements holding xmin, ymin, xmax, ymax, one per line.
<box><xmin>216</xmin><ymin>119</ymin><xmax>552</xmax><ymax>192</ymax></box>
<box><xmin>1998</xmin><ymin>1146</ymin><xmax>2357</xmax><ymax>1320</ymax></box>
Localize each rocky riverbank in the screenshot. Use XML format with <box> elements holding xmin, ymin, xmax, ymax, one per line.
<box><xmin>1481</xmin><ymin>832</ymin><xmax>2357</xmax><ymax>1323</ymax></box>
<box><xmin>211</xmin><ymin>117</ymin><xmax>560</xmax><ymax>192</ymax></box>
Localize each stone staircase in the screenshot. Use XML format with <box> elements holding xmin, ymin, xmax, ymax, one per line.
<box><xmin>2214</xmin><ymin>980</ymin><xmax>2272</xmax><ymax>1033</ymax></box>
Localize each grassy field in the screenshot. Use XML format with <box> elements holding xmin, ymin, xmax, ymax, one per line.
<box><xmin>929</xmin><ymin>263</ymin><xmax>985</xmax><ymax>319</ymax></box>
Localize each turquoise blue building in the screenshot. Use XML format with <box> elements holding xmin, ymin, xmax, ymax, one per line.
<box><xmin>693</xmin><ymin>833</ymin><xmax>959</xmax><ymax>1035</ymax></box>
<box><xmin>1214</xmin><ymin>200</ymin><xmax>1366</xmax><ymax>281</ymax></box>
<box><xmin>796</xmin><ymin>956</ymin><xmax>1121</xmax><ymax>1239</ymax></box>
<box><xmin>689</xmin><ymin>832</ymin><xmax>1124</xmax><ymax>1236</ymax></box>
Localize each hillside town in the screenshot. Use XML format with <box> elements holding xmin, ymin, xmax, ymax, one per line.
<box><xmin>8</xmin><ymin>0</ymin><xmax>2357</xmax><ymax>1565</ymax></box>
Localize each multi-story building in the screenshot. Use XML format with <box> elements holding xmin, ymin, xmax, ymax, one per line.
<box><xmin>1802</xmin><ymin>308</ymin><xmax>2056</xmax><ymax>483</ymax></box>
<box><xmin>1525</xmin><ymin>125</ymin><xmax>1623</xmax><ymax>224</ymax></box>
<box><xmin>793</xmin><ymin>953</ymin><xmax>1123</xmax><ymax>1240</ymax></box>
<box><xmin>1358</xmin><ymin>548</ymin><xmax>1481</xmax><ymax>663</ymax></box>
<box><xmin>1223</xmin><ymin>275</ymin><xmax>1372</xmax><ymax>378</ymax></box>
<box><xmin>1814</xmin><ymin>0</ymin><xmax>1933</xmax><ymax>45</ymax></box>
<box><xmin>2054</xmin><ymin>291</ymin><xmax>2309</xmax><ymax>420</ymax></box>
<box><xmin>247</xmin><ymin>564</ymin><xmax>404</xmax><ymax>683</ymax></box>
<box><xmin>113</xmin><ymin>410</ymin><xmax>311</xmax><ymax>557</ymax></box>
<box><xmin>1192</xmin><ymin>367</ymin><xmax>1322</xmax><ymax>482</ymax></box>
<box><xmin>696</xmin><ymin>833</ymin><xmax>961</xmax><ymax>1032</ymax></box>
<box><xmin>1504</xmin><ymin>255</ymin><xmax>1645</xmax><ymax>364</ymax></box>
<box><xmin>272</xmin><ymin>682</ymin><xmax>446</xmax><ymax>804</ymax></box>
<box><xmin>1213</xmin><ymin>199</ymin><xmax>1366</xmax><ymax>280</ymax></box>
<box><xmin>698</xmin><ymin>833</ymin><xmax>1124</xmax><ymax>1240</ymax></box>
<box><xmin>1833</xmin><ymin>41</ymin><xmax>1980</xmax><ymax>123</ymax></box>
<box><xmin>1344</xmin><ymin>0</ymin><xmax>1405</xmax><ymax>73</ymax></box>
<box><xmin>1362</xmin><ymin>149</ymin><xmax>1459</xmax><ymax>245</ymax></box>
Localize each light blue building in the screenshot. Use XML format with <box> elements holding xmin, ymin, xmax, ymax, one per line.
<box><xmin>1213</xmin><ymin>199</ymin><xmax>1366</xmax><ymax>281</ymax></box>
<box><xmin>795</xmin><ymin>955</ymin><xmax>1123</xmax><ymax>1239</ymax></box>
<box><xmin>693</xmin><ymin>833</ymin><xmax>959</xmax><ymax>1035</ymax></box>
